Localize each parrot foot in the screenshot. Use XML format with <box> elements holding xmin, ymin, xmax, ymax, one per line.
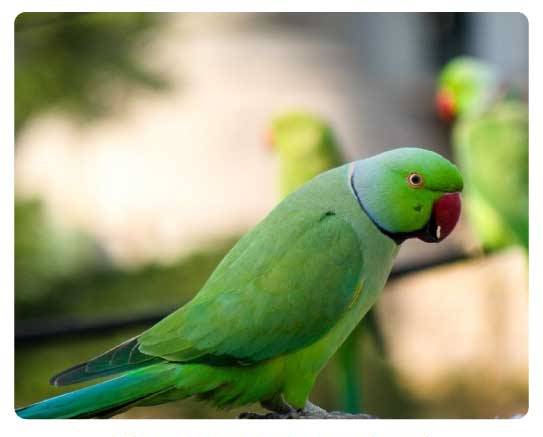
<box><xmin>238</xmin><ymin>410</ymin><xmax>303</xmax><ymax>419</ymax></box>
<box><xmin>238</xmin><ymin>400</ymin><xmax>379</xmax><ymax>419</ymax></box>
<box><xmin>302</xmin><ymin>401</ymin><xmax>327</xmax><ymax>415</ymax></box>
<box><xmin>260</xmin><ymin>394</ymin><xmax>296</xmax><ymax>414</ymax></box>
<box><xmin>299</xmin><ymin>401</ymin><xmax>378</xmax><ymax>418</ymax></box>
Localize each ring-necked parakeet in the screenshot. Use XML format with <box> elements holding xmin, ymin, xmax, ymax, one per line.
<box><xmin>268</xmin><ymin>111</ymin><xmax>383</xmax><ymax>414</ymax></box>
<box><xmin>436</xmin><ymin>56</ymin><xmax>528</xmax><ymax>251</ymax></box>
<box><xmin>17</xmin><ymin>147</ymin><xmax>463</xmax><ymax>419</ymax></box>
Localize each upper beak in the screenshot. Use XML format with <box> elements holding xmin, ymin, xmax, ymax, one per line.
<box><xmin>418</xmin><ymin>192</ymin><xmax>462</xmax><ymax>243</ymax></box>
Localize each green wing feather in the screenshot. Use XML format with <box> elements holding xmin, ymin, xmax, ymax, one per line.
<box><xmin>139</xmin><ymin>205</ymin><xmax>364</xmax><ymax>363</ymax></box>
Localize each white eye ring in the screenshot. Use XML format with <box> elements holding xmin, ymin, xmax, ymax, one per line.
<box><xmin>407</xmin><ymin>173</ymin><xmax>424</xmax><ymax>188</ymax></box>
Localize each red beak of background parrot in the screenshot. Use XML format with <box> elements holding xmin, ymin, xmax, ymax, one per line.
<box><xmin>418</xmin><ymin>192</ymin><xmax>462</xmax><ymax>243</ymax></box>
<box><xmin>265</xmin><ymin>128</ymin><xmax>275</xmax><ymax>151</ymax></box>
<box><xmin>436</xmin><ymin>89</ymin><xmax>457</xmax><ymax>122</ymax></box>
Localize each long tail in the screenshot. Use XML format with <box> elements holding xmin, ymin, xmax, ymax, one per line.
<box><xmin>337</xmin><ymin>308</ymin><xmax>385</xmax><ymax>413</ymax></box>
<box><xmin>16</xmin><ymin>363</ymin><xmax>183</xmax><ymax>419</ymax></box>
<box><xmin>337</xmin><ymin>328</ymin><xmax>362</xmax><ymax>413</ymax></box>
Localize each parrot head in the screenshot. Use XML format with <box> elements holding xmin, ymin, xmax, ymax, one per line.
<box><xmin>351</xmin><ymin>147</ymin><xmax>463</xmax><ymax>244</ymax></box>
<box><xmin>436</xmin><ymin>56</ymin><xmax>499</xmax><ymax>121</ymax></box>
<box><xmin>267</xmin><ymin>111</ymin><xmax>338</xmax><ymax>159</ymax></box>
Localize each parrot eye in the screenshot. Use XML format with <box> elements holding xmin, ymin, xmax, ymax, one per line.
<box><xmin>407</xmin><ymin>173</ymin><xmax>424</xmax><ymax>188</ymax></box>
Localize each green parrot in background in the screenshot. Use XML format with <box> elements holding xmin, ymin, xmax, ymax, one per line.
<box><xmin>436</xmin><ymin>56</ymin><xmax>528</xmax><ymax>251</ymax></box>
<box><xmin>17</xmin><ymin>147</ymin><xmax>463</xmax><ymax>419</ymax></box>
<box><xmin>269</xmin><ymin>111</ymin><xmax>344</xmax><ymax>199</ymax></box>
<box><xmin>268</xmin><ymin>111</ymin><xmax>384</xmax><ymax>414</ymax></box>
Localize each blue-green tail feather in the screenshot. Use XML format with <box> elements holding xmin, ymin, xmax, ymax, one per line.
<box><xmin>16</xmin><ymin>363</ymin><xmax>182</xmax><ymax>419</ymax></box>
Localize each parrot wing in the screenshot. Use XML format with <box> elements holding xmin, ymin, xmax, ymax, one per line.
<box><xmin>52</xmin><ymin>205</ymin><xmax>365</xmax><ymax>386</ymax></box>
<box><xmin>138</xmin><ymin>206</ymin><xmax>364</xmax><ymax>363</ymax></box>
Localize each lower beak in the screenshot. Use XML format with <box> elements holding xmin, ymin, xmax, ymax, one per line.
<box><xmin>417</xmin><ymin>217</ymin><xmax>441</xmax><ymax>243</ymax></box>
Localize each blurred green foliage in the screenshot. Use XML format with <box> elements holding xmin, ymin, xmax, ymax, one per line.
<box><xmin>15</xmin><ymin>12</ymin><xmax>172</xmax><ymax>312</ymax></box>
<box><xmin>15</xmin><ymin>199</ymin><xmax>104</xmax><ymax>311</ymax></box>
<box><xmin>16</xmin><ymin>236</ymin><xmax>238</xmax><ymax>321</ymax></box>
<box><xmin>15</xmin><ymin>12</ymin><xmax>168</xmax><ymax>131</ymax></box>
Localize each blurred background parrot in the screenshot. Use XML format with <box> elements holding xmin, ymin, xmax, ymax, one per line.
<box><xmin>436</xmin><ymin>56</ymin><xmax>528</xmax><ymax>252</ymax></box>
<box><xmin>268</xmin><ymin>110</ymin><xmax>386</xmax><ymax>414</ymax></box>
<box><xmin>268</xmin><ymin>111</ymin><xmax>344</xmax><ymax>199</ymax></box>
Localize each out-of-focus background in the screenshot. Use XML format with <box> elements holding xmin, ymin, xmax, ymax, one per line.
<box><xmin>14</xmin><ymin>12</ymin><xmax>528</xmax><ymax>418</ymax></box>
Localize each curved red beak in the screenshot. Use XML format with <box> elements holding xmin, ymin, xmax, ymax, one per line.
<box><xmin>436</xmin><ymin>89</ymin><xmax>457</xmax><ymax>122</ymax></box>
<box><xmin>418</xmin><ymin>192</ymin><xmax>462</xmax><ymax>243</ymax></box>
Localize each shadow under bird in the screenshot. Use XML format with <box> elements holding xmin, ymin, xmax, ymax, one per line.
<box><xmin>17</xmin><ymin>147</ymin><xmax>463</xmax><ymax>419</ymax></box>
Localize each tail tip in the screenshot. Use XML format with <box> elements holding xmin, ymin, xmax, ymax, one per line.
<box><xmin>14</xmin><ymin>407</ymin><xmax>30</xmax><ymax>420</ymax></box>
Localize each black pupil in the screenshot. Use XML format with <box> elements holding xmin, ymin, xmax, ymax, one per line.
<box><xmin>411</xmin><ymin>175</ymin><xmax>421</xmax><ymax>184</ymax></box>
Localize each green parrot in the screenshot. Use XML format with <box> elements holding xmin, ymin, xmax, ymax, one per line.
<box><xmin>436</xmin><ymin>56</ymin><xmax>528</xmax><ymax>251</ymax></box>
<box><xmin>17</xmin><ymin>147</ymin><xmax>463</xmax><ymax>419</ymax></box>
<box><xmin>268</xmin><ymin>110</ymin><xmax>383</xmax><ymax>414</ymax></box>
<box><xmin>269</xmin><ymin>111</ymin><xmax>344</xmax><ymax>199</ymax></box>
